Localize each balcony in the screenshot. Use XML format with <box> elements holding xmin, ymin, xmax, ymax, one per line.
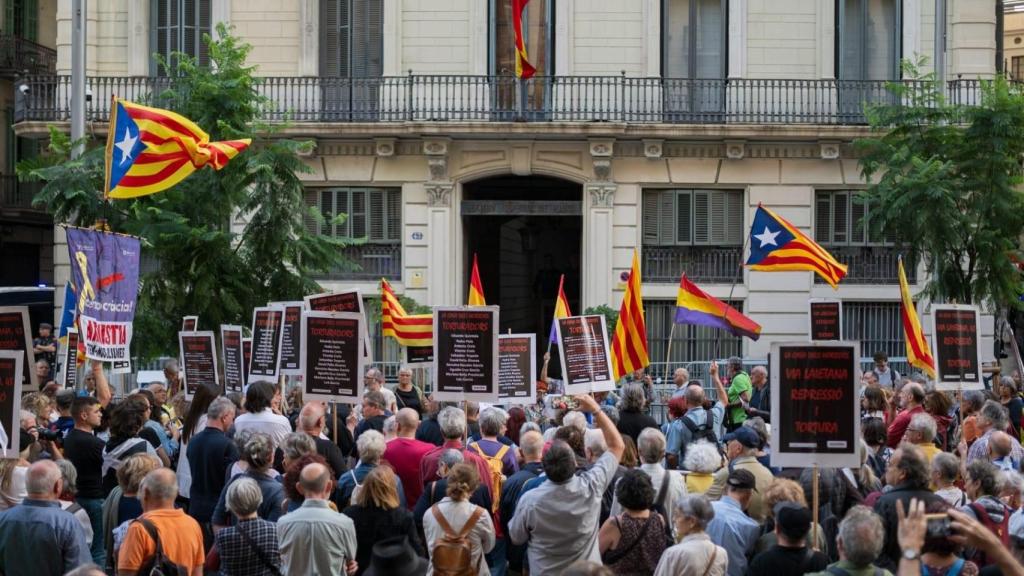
<box><xmin>316</xmin><ymin>243</ymin><xmax>401</xmax><ymax>282</ymax></box>
<box><xmin>814</xmin><ymin>246</ymin><xmax>916</xmax><ymax>285</ymax></box>
<box><xmin>11</xmin><ymin>75</ymin><xmax>990</xmax><ymax>127</ymax></box>
<box><xmin>642</xmin><ymin>245</ymin><xmax>743</xmax><ymax>283</ymax></box>
<box><xmin>0</xmin><ymin>36</ymin><xmax>55</xmax><ymax>77</ymax></box>
<box><xmin>0</xmin><ymin>174</ymin><xmax>46</xmax><ymax>222</ymax></box>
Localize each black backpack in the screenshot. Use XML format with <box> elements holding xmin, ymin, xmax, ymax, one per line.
<box><xmin>681</xmin><ymin>409</ymin><xmax>718</xmax><ymax>445</ymax></box>
<box><xmin>134</xmin><ymin>518</ymin><xmax>188</xmax><ymax>576</ymax></box>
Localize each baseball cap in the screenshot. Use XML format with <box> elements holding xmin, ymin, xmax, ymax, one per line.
<box><xmin>726</xmin><ymin>468</ymin><xmax>757</xmax><ymax>491</ymax></box>
<box><xmin>723</xmin><ymin>426</ymin><xmax>761</xmax><ymax>449</ymax></box>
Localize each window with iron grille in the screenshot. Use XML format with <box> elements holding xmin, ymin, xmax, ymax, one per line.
<box><xmin>304</xmin><ymin>187</ymin><xmax>402</xmax><ymax>280</ymax></box>
<box><xmin>814</xmin><ymin>190</ymin><xmax>895</xmax><ymax>246</ymax></box>
<box><xmin>646</xmin><ymin>300</ymin><xmax>743</xmax><ymax>364</ymax></box>
<box><xmin>320</xmin><ymin>0</ymin><xmax>383</xmax><ymax>78</ymax></box>
<box><xmin>841</xmin><ymin>301</ymin><xmax>904</xmax><ymax>360</ymax></box>
<box><xmin>150</xmin><ymin>0</ymin><xmax>211</xmax><ymax>75</ymax></box>
<box><xmin>1013</xmin><ymin>57</ymin><xmax>1024</xmax><ymax>81</ymax></box>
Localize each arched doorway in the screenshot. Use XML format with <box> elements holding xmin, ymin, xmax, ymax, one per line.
<box><xmin>461</xmin><ymin>175</ymin><xmax>582</xmax><ymax>371</ymax></box>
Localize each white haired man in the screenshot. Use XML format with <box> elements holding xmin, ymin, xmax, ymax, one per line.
<box><xmin>117</xmin><ymin>468</ymin><xmax>204</xmax><ymax>575</ymax></box>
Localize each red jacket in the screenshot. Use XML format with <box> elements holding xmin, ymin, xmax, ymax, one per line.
<box><xmin>886</xmin><ymin>405</ymin><xmax>925</xmax><ymax>448</ymax></box>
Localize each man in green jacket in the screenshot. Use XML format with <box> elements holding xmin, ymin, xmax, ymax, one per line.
<box><xmin>711</xmin><ymin>358</ymin><xmax>752</xmax><ymax>431</ymax></box>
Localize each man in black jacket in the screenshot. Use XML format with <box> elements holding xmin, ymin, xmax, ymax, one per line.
<box><xmin>872</xmin><ymin>444</ymin><xmax>942</xmax><ymax>570</ymax></box>
<box><xmin>746</xmin><ymin>365</ymin><xmax>771</xmax><ymax>422</ymax></box>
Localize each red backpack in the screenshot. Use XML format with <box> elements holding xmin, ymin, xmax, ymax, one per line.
<box><xmin>967</xmin><ymin>502</ymin><xmax>1011</xmax><ymax>568</ymax></box>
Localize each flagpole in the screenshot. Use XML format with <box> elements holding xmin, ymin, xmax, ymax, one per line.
<box><xmin>715</xmin><ymin>232</ymin><xmax>751</xmax><ymax>359</ymax></box>
<box><xmin>664</xmin><ymin>323</ymin><xmax>676</xmax><ymax>382</ymax></box>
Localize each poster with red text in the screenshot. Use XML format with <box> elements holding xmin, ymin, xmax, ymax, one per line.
<box><xmin>931</xmin><ymin>304</ymin><xmax>984</xmax><ymax>391</ymax></box>
<box><xmin>808</xmin><ymin>299</ymin><xmax>842</xmax><ymax>341</ymax></box>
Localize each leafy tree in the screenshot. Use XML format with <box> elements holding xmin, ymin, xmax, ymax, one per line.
<box><xmin>857</xmin><ymin>61</ymin><xmax>1024</xmax><ymax>307</ymax></box>
<box><xmin>584</xmin><ymin>305</ymin><xmax>619</xmax><ymax>332</ymax></box>
<box><xmin>19</xmin><ymin>25</ymin><xmax>355</xmax><ymax>359</ymax></box>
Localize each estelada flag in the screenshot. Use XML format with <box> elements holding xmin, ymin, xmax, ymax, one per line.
<box><xmin>381</xmin><ymin>278</ymin><xmax>433</xmax><ymax>347</ymax></box>
<box><xmin>675</xmin><ymin>274</ymin><xmax>761</xmax><ymax>340</ymax></box>
<box><xmin>104</xmin><ymin>98</ymin><xmax>250</xmax><ymax>199</ymax></box>
<box><xmin>548</xmin><ymin>274</ymin><xmax>572</xmax><ymax>344</ymax></box>
<box><xmin>899</xmin><ymin>257</ymin><xmax>936</xmax><ymax>379</ymax></box>
<box><xmin>468</xmin><ymin>253</ymin><xmax>486</xmax><ymax>306</ymax></box>
<box><xmin>512</xmin><ymin>0</ymin><xmax>536</xmax><ymax>79</ymax></box>
<box><xmin>745</xmin><ymin>203</ymin><xmax>848</xmax><ymax>289</ymax></box>
<box><xmin>610</xmin><ymin>250</ymin><xmax>649</xmax><ymax>380</ymax></box>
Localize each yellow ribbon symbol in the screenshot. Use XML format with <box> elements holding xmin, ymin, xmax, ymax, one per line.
<box><xmin>75</xmin><ymin>251</ymin><xmax>96</xmax><ymax>314</ymax></box>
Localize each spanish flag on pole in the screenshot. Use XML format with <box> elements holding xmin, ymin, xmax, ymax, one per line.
<box><xmin>898</xmin><ymin>257</ymin><xmax>936</xmax><ymax>379</ymax></box>
<box><xmin>468</xmin><ymin>253</ymin><xmax>487</xmax><ymax>306</ymax></box>
<box><xmin>104</xmin><ymin>97</ymin><xmax>250</xmax><ymax>199</ymax></box>
<box><xmin>548</xmin><ymin>274</ymin><xmax>572</xmax><ymax>344</ymax></box>
<box><xmin>381</xmin><ymin>278</ymin><xmax>433</xmax><ymax>347</ymax></box>
<box><xmin>512</xmin><ymin>0</ymin><xmax>536</xmax><ymax>79</ymax></box>
<box><xmin>611</xmin><ymin>250</ymin><xmax>649</xmax><ymax>381</ymax></box>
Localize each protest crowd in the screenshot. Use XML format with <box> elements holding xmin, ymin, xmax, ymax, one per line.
<box><xmin>2</xmin><ymin>343</ymin><xmax>1024</xmax><ymax>576</ymax></box>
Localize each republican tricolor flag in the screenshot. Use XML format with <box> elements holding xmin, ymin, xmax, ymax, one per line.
<box><xmin>898</xmin><ymin>257</ymin><xmax>936</xmax><ymax>379</ymax></box>
<box><xmin>548</xmin><ymin>274</ymin><xmax>572</xmax><ymax>344</ymax></box>
<box><xmin>675</xmin><ymin>274</ymin><xmax>761</xmax><ymax>340</ymax></box>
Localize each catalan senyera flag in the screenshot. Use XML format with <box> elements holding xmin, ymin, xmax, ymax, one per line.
<box><xmin>745</xmin><ymin>203</ymin><xmax>848</xmax><ymax>289</ymax></box>
<box><xmin>548</xmin><ymin>274</ymin><xmax>572</xmax><ymax>344</ymax></box>
<box><xmin>104</xmin><ymin>97</ymin><xmax>250</xmax><ymax>199</ymax></box>
<box><xmin>675</xmin><ymin>274</ymin><xmax>761</xmax><ymax>341</ymax></box>
<box><xmin>611</xmin><ymin>251</ymin><xmax>649</xmax><ymax>381</ymax></box>
<box><xmin>468</xmin><ymin>253</ymin><xmax>487</xmax><ymax>306</ymax></box>
<box><xmin>381</xmin><ymin>278</ymin><xmax>433</xmax><ymax>347</ymax></box>
<box><xmin>512</xmin><ymin>0</ymin><xmax>536</xmax><ymax>79</ymax></box>
<box><xmin>899</xmin><ymin>257</ymin><xmax>936</xmax><ymax>380</ymax></box>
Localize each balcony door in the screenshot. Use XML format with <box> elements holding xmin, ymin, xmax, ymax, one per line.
<box><xmin>837</xmin><ymin>0</ymin><xmax>901</xmax><ymax>122</ymax></box>
<box><xmin>320</xmin><ymin>0</ymin><xmax>383</xmax><ymax>120</ymax></box>
<box><xmin>5</xmin><ymin>0</ymin><xmax>37</xmax><ymax>41</ymax></box>
<box><xmin>662</xmin><ymin>0</ymin><xmax>727</xmax><ymax>122</ymax></box>
<box><xmin>150</xmin><ymin>0</ymin><xmax>211</xmax><ymax>75</ymax></box>
<box><xmin>489</xmin><ymin>0</ymin><xmax>552</xmax><ymax>120</ymax></box>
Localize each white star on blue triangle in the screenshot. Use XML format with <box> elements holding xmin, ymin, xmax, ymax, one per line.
<box><xmin>746</xmin><ymin>206</ymin><xmax>796</xmax><ymax>265</ymax></box>
<box><xmin>106</xmin><ymin>101</ymin><xmax>147</xmax><ymax>193</ymax></box>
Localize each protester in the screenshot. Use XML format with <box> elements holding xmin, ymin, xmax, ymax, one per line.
<box><xmin>671</xmin><ymin>367</ymin><xmax>690</xmax><ymax>398</ymax></box>
<box><xmin>598</xmin><ymin>469</ymin><xmax>668</xmax><ymax>575</ymax></box>
<box><xmin>501</xmin><ymin>430</ymin><xmax>543</xmax><ymax>574</ymax></box>
<box><xmin>0</xmin><ymin>460</ymin><xmax>91</xmax><ymax>575</ymax></box>
<box><xmin>415</xmin><ymin>449</ymin><xmax>492</xmax><ymax>536</ymax></box>
<box><xmin>808</xmin><ymin>505</ymin><xmax>891</xmax><ymax>576</ymax></box>
<box><xmin>924</xmin><ymin>391</ymin><xmax>954</xmax><ymax>450</ymax></box>
<box><xmin>137</xmin><ymin>388</ymin><xmax>178</xmax><ymax>458</ymax></box>
<box><xmin>706</xmin><ymin>426</ymin><xmax>773</xmax><ymax>521</ymax></box>
<box><xmin>653</xmin><ymin>494</ymin><xmax>727</xmax><ymax>576</ymax></box>
<box><xmin>420</xmin><ymin>406</ymin><xmax>493</xmax><ymax>498</ymax></box>
<box><xmin>101</xmin><ymin>396</ymin><xmax>161</xmax><ymax>492</ymax></box>
<box><xmin>959</xmin><ymin>460</ymin><xmax>1011</xmax><ymax>565</ymax></box>
<box><xmin>176</xmin><ymin>383</ymin><xmax>218</xmax><ymax>502</ymax></box>
<box><xmin>611</xmin><ymin>427</ymin><xmax>686</xmax><ymax>527</ymax></box>
<box><xmin>932</xmin><ymin>452</ymin><xmax>970</xmax><ymax>507</ymax></box>
<box><xmin>338</xmin><ymin>430</ymin><xmax>406</xmax><ymax>509</ymax></box>
<box><xmin>747</xmin><ymin>502</ymin><xmax>829</xmax><ymax>576</ymax></box>
<box><xmin>117</xmin><ymin>468</ymin><xmax>205</xmax><ymax>575</ymax></box>
<box><xmin>212</xmin><ymin>432</ymin><xmax>285</xmax><ymax>529</ymax></box>
<box><xmin>344</xmin><ymin>465</ymin><xmax>423</xmax><ymax>576</ymax></box>
<box><xmin>416</xmin><ymin>396</ymin><xmax>448</xmax><ymax>446</ymax></box>
<box><xmin>665</xmin><ymin>383</ymin><xmax>724</xmax><ymax>470</ymax></box>
<box><xmin>990</xmin><ymin>430</ymin><xmax>1019</xmax><ymax>472</ymax></box>
<box><xmin>862</xmin><ymin>386</ymin><xmax>891</xmax><ymax>423</ymax></box>
<box><xmin>747</xmin><ymin>366</ymin><xmax>770</xmax><ymax>421</ymax></box>
<box><xmin>423</xmin><ymin>462</ymin><xmax>495</xmax><ymax>575</ymax></box>
<box><xmin>960</xmin><ymin>391</ymin><xmax>987</xmax><ymax>447</ymax></box>
<box><xmin>364</xmin><ymin>368</ymin><xmax>397</xmax><ymax>413</ymax></box>
<box><xmin>509</xmin><ymin>392</ymin><xmax>624</xmax><ymax>574</ymax></box>
<box><xmin>383</xmin><ymin>407</ymin><xmax>436</xmax><ymax>508</ymax></box>
<box><xmin>617</xmin><ymin>382</ymin><xmax>660</xmax><ymax>443</ymax></box>
<box><xmin>886</xmin><ymin>383</ymin><xmax>926</xmax><ymax>448</ymax></box>
<box><xmin>863</xmin><ymin>417</ymin><xmax>894</xmax><ymax>479</ymax></box>
<box><xmin>298</xmin><ymin>401</ymin><xmax>348</xmax><ymax>477</ymax></box>
<box><xmin>356</xmin><ymin>390</ymin><xmax>389</xmax><ymax>440</ymax></box>
<box><xmin>906</xmin><ymin>412</ymin><xmax>942</xmax><ymax>463</ymax></box>
<box><xmin>364</xmin><ymin>535</ymin><xmax>429</xmax><ymax>576</ymax></box>
<box><xmin>965</xmin><ymin>400</ymin><xmax>1024</xmax><ymax>465</ymax></box>
<box><xmin>210</xmin><ymin>476</ymin><xmax>282</xmax><ymax>576</ymax></box>
<box><xmin>187</xmin><ymin>396</ymin><xmax>239</xmax><ymax>540</ymax></box>
<box><xmin>64</xmin><ymin>394</ymin><xmax>106</xmax><ymax>564</ymax></box>
<box><xmin>278</xmin><ymin>462</ymin><xmax>358</xmax><ymax>576</ymax></box>
<box><xmin>394</xmin><ymin>367</ymin><xmax>427</xmax><ymax>415</ymax></box>
<box><xmin>233</xmin><ymin>381</ymin><xmax>291</xmax><ymax>450</ymax></box>
<box><xmin>102</xmin><ymin>452</ymin><xmax>161</xmax><ymax>570</ymax></box>
<box><xmin>755</xmin><ymin>478</ymin><xmax>829</xmax><ymax>554</ymax></box>
<box><xmin>683</xmin><ymin>440</ymin><xmax>723</xmax><ymax>494</ymax></box>
<box><xmin>1000</xmin><ymin>376</ymin><xmax>1024</xmax><ymax>437</ymax></box>
<box><xmin>706</xmin><ymin>468</ymin><xmax>762</xmax><ymax>576</ymax></box>
<box><xmin>873</xmin><ymin>352</ymin><xmax>900</xmax><ymax>388</ymax></box>
<box><xmin>713</xmin><ymin>358</ymin><xmax>751</xmax><ymax>431</ymax></box>
<box><xmin>872</xmin><ymin>444</ymin><xmax>942</xmax><ymax>570</ymax></box>
<box><xmin>56</xmin><ymin>459</ymin><xmax>95</xmax><ymax>548</ymax></box>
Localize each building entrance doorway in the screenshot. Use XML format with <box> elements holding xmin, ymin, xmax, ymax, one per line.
<box><xmin>462</xmin><ymin>175</ymin><xmax>582</xmax><ymax>375</ymax></box>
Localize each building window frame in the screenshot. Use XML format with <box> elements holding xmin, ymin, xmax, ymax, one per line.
<box><xmin>149</xmin><ymin>0</ymin><xmax>211</xmax><ymax>75</ymax></box>
<box><xmin>488</xmin><ymin>0</ymin><xmax>554</xmax><ymax>76</ymax></box>
<box><xmin>836</xmin><ymin>0</ymin><xmax>902</xmax><ymax>81</ymax></box>
<box><xmin>661</xmin><ymin>0</ymin><xmax>728</xmax><ymax>79</ymax></box>
<box><xmin>305</xmin><ymin>186</ymin><xmax>402</xmax><ymax>281</ymax></box>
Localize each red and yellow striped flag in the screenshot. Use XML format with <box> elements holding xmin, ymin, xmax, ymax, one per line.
<box><xmin>899</xmin><ymin>257</ymin><xmax>936</xmax><ymax>379</ymax></box>
<box><xmin>381</xmin><ymin>278</ymin><xmax>433</xmax><ymax>347</ymax></box>
<box><xmin>468</xmin><ymin>253</ymin><xmax>487</xmax><ymax>306</ymax></box>
<box><xmin>104</xmin><ymin>98</ymin><xmax>250</xmax><ymax>199</ymax></box>
<box><xmin>512</xmin><ymin>0</ymin><xmax>536</xmax><ymax>79</ymax></box>
<box><xmin>611</xmin><ymin>250</ymin><xmax>649</xmax><ymax>380</ymax></box>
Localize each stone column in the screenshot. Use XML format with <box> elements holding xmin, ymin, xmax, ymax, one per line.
<box><xmin>950</xmin><ymin>0</ymin><xmax>997</xmax><ymax>78</ymax></box>
<box><xmin>426</xmin><ymin>183</ymin><xmax>454</xmax><ymax>307</ymax></box>
<box><xmin>584</xmin><ymin>184</ymin><xmax>615</xmax><ymax>310</ymax></box>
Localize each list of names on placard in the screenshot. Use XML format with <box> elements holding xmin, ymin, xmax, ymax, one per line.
<box><xmin>305</xmin><ymin>315</ymin><xmax>360</xmax><ymax>398</ymax></box>
<box><xmin>560</xmin><ymin>316</ymin><xmax>611</xmax><ymax>385</ymax></box>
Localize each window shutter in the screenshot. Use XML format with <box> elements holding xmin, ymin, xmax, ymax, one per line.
<box><xmin>707</xmin><ymin>190</ymin><xmax>726</xmax><ymax>244</ymax></box>
<box><xmin>304</xmin><ymin>189</ymin><xmax>320</xmax><ymax>235</ymax></box>
<box><xmin>660</xmin><ymin>191</ymin><xmax>676</xmax><ymax>245</ymax></box>
<box><xmin>851</xmin><ymin>194</ymin><xmax>866</xmax><ymax>244</ymax></box>
<box><xmin>815</xmin><ymin>192</ymin><xmax>831</xmax><ymax>243</ymax></box>
<box><xmin>724</xmin><ymin>190</ymin><xmax>743</xmax><ymax>244</ymax></box>
<box><xmin>693</xmin><ymin>190</ymin><xmax>710</xmax><ymax>244</ymax></box>
<box><xmin>351</xmin><ymin>0</ymin><xmax>383</xmax><ymax>77</ymax></box>
<box><xmin>368</xmin><ymin>189</ymin><xmax>385</xmax><ymax>241</ymax></box>
<box><xmin>386</xmin><ymin>189</ymin><xmax>402</xmax><ymax>242</ymax></box>
<box><xmin>674</xmin><ymin>191</ymin><xmax>691</xmax><ymax>245</ymax></box>
<box><xmin>25</xmin><ymin>0</ymin><xmax>38</xmax><ymax>41</ymax></box>
<box><xmin>832</xmin><ymin>191</ymin><xmax>848</xmax><ymax>244</ymax></box>
<box><xmin>642</xmin><ymin>191</ymin><xmax>661</xmax><ymax>245</ymax></box>
<box><xmin>197</xmin><ymin>0</ymin><xmax>211</xmax><ymax>65</ymax></box>
<box><xmin>320</xmin><ymin>189</ymin><xmax>336</xmax><ymax>236</ymax></box>
<box><xmin>183</xmin><ymin>0</ymin><xmax>196</xmax><ymax>64</ymax></box>
<box><xmin>320</xmin><ymin>0</ymin><xmax>349</xmax><ymax>77</ymax></box>
<box><xmin>351</xmin><ymin>189</ymin><xmax>367</xmax><ymax>238</ymax></box>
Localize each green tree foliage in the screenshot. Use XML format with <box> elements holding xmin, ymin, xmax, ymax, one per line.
<box><xmin>857</xmin><ymin>61</ymin><xmax>1024</xmax><ymax>307</ymax></box>
<box><xmin>584</xmin><ymin>305</ymin><xmax>619</xmax><ymax>332</ymax></box>
<box><xmin>18</xmin><ymin>25</ymin><xmax>355</xmax><ymax>359</ymax></box>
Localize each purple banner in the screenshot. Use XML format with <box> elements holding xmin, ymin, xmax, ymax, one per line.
<box><xmin>66</xmin><ymin>228</ymin><xmax>140</xmax><ymax>362</ymax></box>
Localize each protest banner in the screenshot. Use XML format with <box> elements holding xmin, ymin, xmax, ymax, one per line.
<box><xmin>0</xmin><ymin>351</ymin><xmax>23</xmax><ymax>458</ymax></box>
<box><xmin>0</xmin><ymin>306</ymin><xmax>36</xmax><ymax>390</ymax></box>
<box><xmin>248</xmin><ymin>306</ymin><xmax>285</xmax><ymax>385</ymax></box>
<box><xmin>61</xmin><ymin>328</ymin><xmax>79</xmax><ymax>389</ymax></box>
<box><xmin>182</xmin><ymin>316</ymin><xmax>198</xmax><ymax>331</ymax></box>
<box><xmin>270</xmin><ymin>301</ymin><xmax>304</xmax><ymax>376</ymax></box>
<box><xmin>66</xmin><ymin>227</ymin><xmax>140</xmax><ymax>363</ymax></box>
<box><xmin>499</xmin><ymin>333</ymin><xmax>536</xmax><ymax>403</ymax></box>
<box><xmin>555</xmin><ymin>315</ymin><xmax>615</xmax><ymax>395</ymax></box>
<box><xmin>433</xmin><ymin>306</ymin><xmax>499</xmax><ymax>402</ymax></box>
<box><xmin>242</xmin><ymin>337</ymin><xmax>252</xmax><ymax>385</ymax></box>
<box><xmin>808</xmin><ymin>299</ymin><xmax>842</xmax><ymax>341</ymax></box>
<box><xmin>403</xmin><ymin>345</ymin><xmax>434</xmax><ymax>367</ymax></box>
<box><xmin>300</xmin><ymin>311</ymin><xmax>364</xmax><ymax>402</ymax></box>
<box><xmin>931</xmin><ymin>304</ymin><xmax>984</xmax><ymax>391</ymax></box>
<box><xmin>305</xmin><ymin>290</ymin><xmax>373</xmax><ymax>363</ymax></box>
<box><xmin>220</xmin><ymin>325</ymin><xmax>245</xmax><ymax>393</ymax></box>
<box><xmin>180</xmin><ymin>331</ymin><xmax>219</xmax><ymax>397</ymax></box>
<box><xmin>770</xmin><ymin>341</ymin><xmax>860</xmax><ymax>468</ymax></box>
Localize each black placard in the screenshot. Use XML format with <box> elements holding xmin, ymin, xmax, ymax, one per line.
<box><xmin>809</xmin><ymin>300</ymin><xmax>842</xmax><ymax>341</ymax></box>
<box><xmin>62</xmin><ymin>329</ymin><xmax>79</xmax><ymax>389</ymax></box>
<box><xmin>556</xmin><ymin>315</ymin><xmax>614</xmax><ymax>395</ymax></box>
<box><xmin>771</xmin><ymin>342</ymin><xmax>860</xmax><ymax>468</ymax></box>
<box><xmin>499</xmin><ymin>334</ymin><xmax>535</xmax><ymax>403</ymax></box>
<box><xmin>932</xmin><ymin>305</ymin><xmax>983</xmax><ymax>389</ymax></box>
<box><xmin>272</xmin><ymin>302</ymin><xmax>303</xmax><ymax>375</ymax></box>
<box><xmin>182</xmin><ymin>316</ymin><xmax>198</xmax><ymax>331</ymax></box>
<box><xmin>0</xmin><ymin>307</ymin><xmax>36</xmax><ymax>390</ymax></box>
<box><xmin>301</xmin><ymin>311</ymin><xmax>364</xmax><ymax>401</ymax></box>
<box><xmin>248</xmin><ymin>307</ymin><xmax>285</xmax><ymax>384</ymax></box>
<box><xmin>306</xmin><ymin>290</ymin><xmax>373</xmax><ymax>362</ymax></box>
<box><xmin>221</xmin><ymin>326</ymin><xmax>244</xmax><ymax>394</ymax></box>
<box><xmin>180</xmin><ymin>331</ymin><xmax>219</xmax><ymax>398</ymax></box>
<box><xmin>404</xmin><ymin>345</ymin><xmax>434</xmax><ymax>366</ymax></box>
<box><xmin>242</xmin><ymin>338</ymin><xmax>252</xmax><ymax>385</ymax></box>
<box><xmin>0</xmin><ymin>351</ymin><xmax>23</xmax><ymax>457</ymax></box>
<box><xmin>433</xmin><ymin>307</ymin><xmax>499</xmax><ymax>402</ymax></box>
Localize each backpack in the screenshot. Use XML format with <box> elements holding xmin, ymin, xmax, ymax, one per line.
<box><xmin>430</xmin><ymin>504</ymin><xmax>484</xmax><ymax>576</ymax></box>
<box><xmin>650</xmin><ymin>472</ymin><xmax>677</xmax><ymax>549</ymax></box>
<box><xmin>134</xmin><ymin>518</ymin><xmax>188</xmax><ymax>576</ymax></box>
<box><xmin>470</xmin><ymin>443</ymin><xmax>508</xmax><ymax>514</ymax></box>
<box><xmin>680</xmin><ymin>409</ymin><xmax>719</xmax><ymax>463</ymax></box>
<box><xmin>968</xmin><ymin>502</ymin><xmax>1011</xmax><ymax>568</ymax></box>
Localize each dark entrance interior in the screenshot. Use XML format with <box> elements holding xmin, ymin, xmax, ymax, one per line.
<box><xmin>462</xmin><ymin>176</ymin><xmax>582</xmax><ymax>370</ymax></box>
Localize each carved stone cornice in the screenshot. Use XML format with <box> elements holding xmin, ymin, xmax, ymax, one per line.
<box><xmin>587</xmin><ymin>184</ymin><xmax>616</xmax><ymax>209</ymax></box>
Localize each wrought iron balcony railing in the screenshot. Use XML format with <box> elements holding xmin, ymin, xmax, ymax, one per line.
<box><xmin>814</xmin><ymin>246</ymin><xmax>916</xmax><ymax>285</ymax></box>
<box><xmin>0</xmin><ymin>174</ymin><xmax>43</xmax><ymax>212</ymax></box>
<box><xmin>315</xmin><ymin>243</ymin><xmax>402</xmax><ymax>282</ymax></box>
<box><xmin>11</xmin><ymin>74</ymin><xmax>991</xmax><ymax>126</ymax></box>
<box><xmin>0</xmin><ymin>36</ymin><xmax>56</xmax><ymax>77</ymax></box>
<box><xmin>642</xmin><ymin>245</ymin><xmax>743</xmax><ymax>283</ymax></box>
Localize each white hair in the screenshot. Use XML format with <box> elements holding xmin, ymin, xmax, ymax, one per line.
<box><xmin>584</xmin><ymin>428</ymin><xmax>607</xmax><ymax>458</ymax></box>
<box><xmin>684</xmin><ymin>441</ymin><xmax>722</xmax><ymax>474</ymax></box>
<box><xmin>562</xmin><ymin>411</ymin><xmax>588</xmax><ymax>432</ymax></box>
<box><xmin>356</xmin><ymin>430</ymin><xmax>387</xmax><ymax>464</ymax></box>
<box><xmin>637</xmin><ymin>427</ymin><xmax>667</xmax><ymax>464</ymax></box>
<box><xmin>438</xmin><ymin>407</ymin><xmax>467</xmax><ymax>439</ymax></box>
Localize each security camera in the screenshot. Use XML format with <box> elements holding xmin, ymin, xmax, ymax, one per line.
<box><xmin>85</xmin><ymin>87</ymin><xmax>92</xmax><ymax>102</ymax></box>
<box><xmin>17</xmin><ymin>84</ymin><xmax>29</xmax><ymax>95</ymax></box>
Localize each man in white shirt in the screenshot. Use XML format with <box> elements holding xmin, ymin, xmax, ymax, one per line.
<box><xmin>611</xmin><ymin>427</ymin><xmax>687</xmax><ymax>525</ymax></box>
<box><xmin>232</xmin><ymin>381</ymin><xmax>291</xmax><ymax>450</ymax></box>
<box><xmin>363</xmin><ymin>368</ymin><xmax>397</xmax><ymax>413</ymax></box>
